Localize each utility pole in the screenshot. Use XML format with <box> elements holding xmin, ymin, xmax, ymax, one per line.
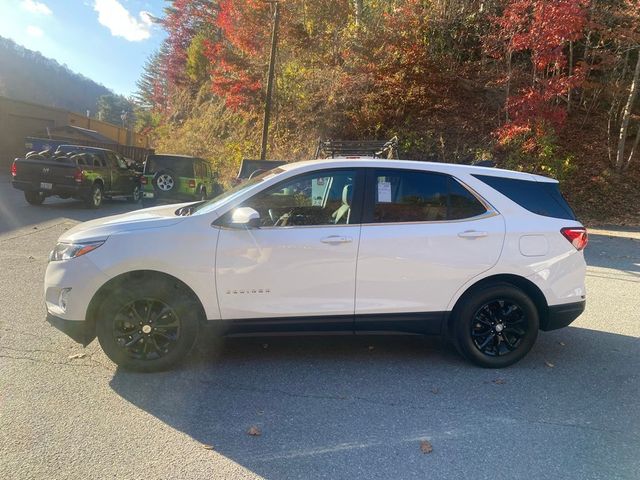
<box><xmin>260</xmin><ymin>0</ymin><xmax>280</xmax><ymax>161</ymax></box>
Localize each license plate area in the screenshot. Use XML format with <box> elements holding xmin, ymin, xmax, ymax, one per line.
<box><xmin>40</xmin><ymin>182</ymin><xmax>53</xmax><ymax>190</ymax></box>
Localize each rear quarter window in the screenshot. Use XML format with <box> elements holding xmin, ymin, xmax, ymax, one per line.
<box><xmin>473</xmin><ymin>174</ymin><xmax>576</xmax><ymax>220</ymax></box>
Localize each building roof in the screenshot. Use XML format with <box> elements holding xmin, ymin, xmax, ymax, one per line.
<box><xmin>34</xmin><ymin>125</ymin><xmax>117</xmax><ymax>145</ymax></box>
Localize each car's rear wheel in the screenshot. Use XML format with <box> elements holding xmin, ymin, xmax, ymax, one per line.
<box><xmin>96</xmin><ymin>276</ymin><xmax>200</xmax><ymax>371</ymax></box>
<box><xmin>128</xmin><ymin>185</ymin><xmax>141</xmax><ymax>203</ymax></box>
<box><xmin>451</xmin><ymin>283</ymin><xmax>539</xmax><ymax>368</ymax></box>
<box><xmin>24</xmin><ymin>191</ymin><xmax>45</xmax><ymax>205</ymax></box>
<box><xmin>85</xmin><ymin>183</ymin><xmax>103</xmax><ymax>209</ymax></box>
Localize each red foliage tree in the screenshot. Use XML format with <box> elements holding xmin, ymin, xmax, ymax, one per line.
<box><xmin>203</xmin><ymin>0</ymin><xmax>271</xmax><ymax>109</ymax></box>
<box><xmin>162</xmin><ymin>0</ymin><xmax>217</xmax><ymax>87</ymax></box>
<box><xmin>492</xmin><ymin>0</ymin><xmax>589</xmax><ymax>147</ymax></box>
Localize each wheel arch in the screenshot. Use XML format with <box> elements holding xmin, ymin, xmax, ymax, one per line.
<box><xmin>447</xmin><ymin>274</ymin><xmax>549</xmax><ymax>335</ymax></box>
<box><xmin>85</xmin><ymin>270</ymin><xmax>208</xmax><ymax>339</ymax></box>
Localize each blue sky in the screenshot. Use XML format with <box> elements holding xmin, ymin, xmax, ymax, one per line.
<box><xmin>0</xmin><ymin>0</ymin><xmax>166</xmax><ymax>96</ymax></box>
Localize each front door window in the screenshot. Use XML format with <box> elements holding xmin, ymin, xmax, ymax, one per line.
<box><xmin>241</xmin><ymin>169</ymin><xmax>357</xmax><ymax>227</ymax></box>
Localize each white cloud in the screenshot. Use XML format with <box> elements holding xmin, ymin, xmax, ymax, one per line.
<box><xmin>93</xmin><ymin>0</ymin><xmax>153</xmax><ymax>42</ymax></box>
<box><xmin>21</xmin><ymin>0</ymin><xmax>52</xmax><ymax>15</ymax></box>
<box><xmin>26</xmin><ymin>25</ymin><xmax>44</xmax><ymax>37</ymax></box>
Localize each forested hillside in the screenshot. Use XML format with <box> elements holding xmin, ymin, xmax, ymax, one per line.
<box><xmin>135</xmin><ymin>0</ymin><xmax>640</xmax><ymax>223</ymax></box>
<box><xmin>0</xmin><ymin>37</ymin><xmax>112</xmax><ymax>116</ymax></box>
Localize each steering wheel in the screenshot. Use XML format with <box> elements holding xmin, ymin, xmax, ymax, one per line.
<box><xmin>274</xmin><ymin>210</ymin><xmax>294</xmax><ymax>227</ymax></box>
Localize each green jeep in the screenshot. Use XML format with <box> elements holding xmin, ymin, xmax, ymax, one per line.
<box><xmin>141</xmin><ymin>154</ymin><xmax>220</xmax><ymax>207</ymax></box>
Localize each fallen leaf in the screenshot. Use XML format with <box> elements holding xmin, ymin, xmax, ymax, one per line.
<box><xmin>262</xmin><ymin>343</ymin><xmax>269</xmax><ymax>349</ymax></box>
<box><xmin>32</xmin><ymin>226</ymin><xmax>38</xmax><ymax>230</ymax></box>
<box><xmin>368</xmin><ymin>345</ymin><xmax>375</xmax><ymax>351</ymax></box>
<box><xmin>202</xmin><ymin>444</ymin><xmax>214</xmax><ymax>450</ymax></box>
<box><xmin>68</xmin><ymin>353</ymin><xmax>86</xmax><ymax>359</ymax></box>
<box><xmin>247</xmin><ymin>426</ymin><xmax>261</xmax><ymax>436</ymax></box>
<box><xmin>28</xmin><ymin>255</ymin><xmax>35</xmax><ymax>260</ymax></box>
<box><xmin>492</xmin><ymin>378</ymin><xmax>506</xmax><ymax>385</ymax></box>
<box><xmin>431</xmin><ymin>387</ymin><xmax>440</xmax><ymax>394</ymax></box>
<box><xmin>420</xmin><ymin>440</ymin><xmax>433</xmax><ymax>454</ymax></box>
<box><xmin>544</xmin><ymin>360</ymin><xmax>555</xmax><ymax>368</ymax></box>
<box><xmin>558</xmin><ymin>341</ymin><xmax>566</xmax><ymax>346</ymax></box>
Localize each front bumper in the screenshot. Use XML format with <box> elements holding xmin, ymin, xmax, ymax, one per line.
<box><xmin>47</xmin><ymin>313</ymin><xmax>95</xmax><ymax>346</ymax></box>
<box><xmin>12</xmin><ymin>179</ymin><xmax>91</xmax><ymax>197</ymax></box>
<box><xmin>541</xmin><ymin>300</ymin><xmax>586</xmax><ymax>331</ymax></box>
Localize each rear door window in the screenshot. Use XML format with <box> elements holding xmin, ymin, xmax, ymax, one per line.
<box><xmin>368</xmin><ymin>169</ymin><xmax>487</xmax><ymax>223</ymax></box>
<box><xmin>473</xmin><ymin>174</ymin><xmax>576</xmax><ymax>220</ymax></box>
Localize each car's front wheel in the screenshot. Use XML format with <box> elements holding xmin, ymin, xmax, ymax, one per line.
<box><xmin>96</xmin><ymin>276</ymin><xmax>200</xmax><ymax>371</ymax></box>
<box><xmin>451</xmin><ymin>283</ymin><xmax>539</xmax><ymax>368</ymax></box>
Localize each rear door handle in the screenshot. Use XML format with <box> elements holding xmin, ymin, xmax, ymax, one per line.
<box><xmin>321</xmin><ymin>235</ymin><xmax>353</xmax><ymax>244</ymax></box>
<box><xmin>458</xmin><ymin>230</ymin><xmax>488</xmax><ymax>239</ymax></box>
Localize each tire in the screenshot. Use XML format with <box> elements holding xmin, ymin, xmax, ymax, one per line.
<box><xmin>85</xmin><ymin>183</ymin><xmax>103</xmax><ymax>209</ymax></box>
<box><xmin>153</xmin><ymin>170</ymin><xmax>176</xmax><ymax>193</ymax></box>
<box><xmin>24</xmin><ymin>191</ymin><xmax>45</xmax><ymax>205</ymax></box>
<box><xmin>95</xmin><ymin>275</ymin><xmax>200</xmax><ymax>371</ymax></box>
<box><xmin>451</xmin><ymin>283</ymin><xmax>539</xmax><ymax>368</ymax></box>
<box><xmin>128</xmin><ymin>184</ymin><xmax>141</xmax><ymax>203</ymax></box>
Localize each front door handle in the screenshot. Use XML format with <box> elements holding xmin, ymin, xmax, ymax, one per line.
<box><xmin>458</xmin><ymin>230</ymin><xmax>488</xmax><ymax>239</ymax></box>
<box><xmin>321</xmin><ymin>235</ymin><xmax>353</xmax><ymax>244</ymax></box>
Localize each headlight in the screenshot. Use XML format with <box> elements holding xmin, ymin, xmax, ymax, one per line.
<box><xmin>49</xmin><ymin>241</ymin><xmax>105</xmax><ymax>262</ymax></box>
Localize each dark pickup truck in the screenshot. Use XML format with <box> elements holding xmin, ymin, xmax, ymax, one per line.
<box><xmin>11</xmin><ymin>145</ymin><xmax>141</xmax><ymax>208</ymax></box>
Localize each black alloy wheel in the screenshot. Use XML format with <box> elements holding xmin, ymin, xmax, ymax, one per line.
<box><xmin>96</xmin><ymin>275</ymin><xmax>200</xmax><ymax>371</ymax></box>
<box><xmin>470</xmin><ymin>299</ymin><xmax>527</xmax><ymax>357</ymax></box>
<box><xmin>452</xmin><ymin>283</ymin><xmax>539</xmax><ymax>368</ymax></box>
<box><xmin>112</xmin><ymin>298</ymin><xmax>181</xmax><ymax>361</ymax></box>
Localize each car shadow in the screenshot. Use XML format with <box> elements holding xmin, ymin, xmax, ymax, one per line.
<box><xmin>109</xmin><ymin>328</ymin><xmax>640</xmax><ymax>479</ymax></box>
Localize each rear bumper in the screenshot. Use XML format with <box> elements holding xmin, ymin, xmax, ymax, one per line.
<box><xmin>12</xmin><ymin>179</ymin><xmax>91</xmax><ymax>197</ymax></box>
<box><xmin>541</xmin><ymin>300</ymin><xmax>586</xmax><ymax>331</ymax></box>
<box><xmin>46</xmin><ymin>313</ymin><xmax>95</xmax><ymax>346</ymax></box>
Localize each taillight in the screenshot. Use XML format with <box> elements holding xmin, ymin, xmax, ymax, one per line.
<box><xmin>74</xmin><ymin>168</ymin><xmax>84</xmax><ymax>183</ymax></box>
<box><xmin>561</xmin><ymin>227</ymin><xmax>588</xmax><ymax>251</ymax></box>
<box><xmin>188</xmin><ymin>179</ymin><xmax>196</xmax><ymax>188</ymax></box>
<box><xmin>11</xmin><ymin>161</ymin><xmax>17</xmax><ymax>177</ymax></box>
<box><xmin>140</xmin><ymin>176</ymin><xmax>147</xmax><ymax>185</ymax></box>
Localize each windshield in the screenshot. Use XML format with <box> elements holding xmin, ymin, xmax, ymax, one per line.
<box><xmin>190</xmin><ymin>167</ymin><xmax>286</xmax><ymax>215</ymax></box>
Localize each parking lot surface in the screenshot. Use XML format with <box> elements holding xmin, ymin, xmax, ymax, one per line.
<box><xmin>1</xmin><ymin>174</ymin><xmax>639</xmax><ymax>479</ymax></box>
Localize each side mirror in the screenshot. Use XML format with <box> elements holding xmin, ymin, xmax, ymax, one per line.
<box><xmin>228</xmin><ymin>207</ymin><xmax>260</xmax><ymax>228</ymax></box>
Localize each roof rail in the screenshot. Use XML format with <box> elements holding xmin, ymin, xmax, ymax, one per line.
<box><xmin>315</xmin><ymin>136</ymin><xmax>399</xmax><ymax>159</ymax></box>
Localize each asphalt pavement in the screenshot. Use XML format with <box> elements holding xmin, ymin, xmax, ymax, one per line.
<box><xmin>1</xmin><ymin>174</ymin><xmax>638</xmax><ymax>480</ymax></box>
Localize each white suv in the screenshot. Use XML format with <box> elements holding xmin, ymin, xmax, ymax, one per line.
<box><xmin>45</xmin><ymin>159</ymin><xmax>587</xmax><ymax>371</ymax></box>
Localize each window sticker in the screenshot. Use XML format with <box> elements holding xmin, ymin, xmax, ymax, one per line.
<box><xmin>377</xmin><ymin>181</ymin><xmax>392</xmax><ymax>203</ymax></box>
